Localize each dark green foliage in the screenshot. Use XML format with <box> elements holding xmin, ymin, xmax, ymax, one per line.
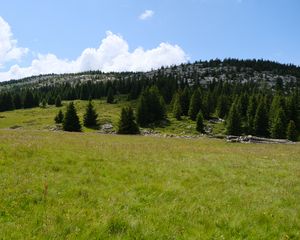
<box><xmin>0</xmin><ymin>92</ymin><xmax>14</xmax><ymax>111</ymax></box>
<box><xmin>63</xmin><ymin>102</ymin><xmax>82</xmax><ymax>132</ymax></box>
<box><xmin>196</xmin><ymin>111</ymin><xmax>205</xmax><ymax>133</ymax></box>
<box><xmin>172</xmin><ymin>93</ymin><xmax>182</xmax><ymax>120</ymax></box>
<box><xmin>41</xmin><ymin>99</ymin><xmax>47</xmax><ymax>108</ymax></box>
<box><xmin>55</xmin><ymin>95</ymin><xmax>62</xmax><ymax>107</ymax></box>
<box><xmin>107</xmin><ymin>87</ymin><xmax>115</xmax><ymax>104</ymax></box>
<box><xmin>287</xmin><ymin>120</ymin><xmax>298</xmax><ymax>141</ymax></box>
<box><xmin>286</xmin><ymin>93</ymin><xmax>299</xmax><ymax>130</ymax></box>
<box><xmin>226</xmin><ymin>103</ymin><xmax>242</xmax><ymax>136</ymax></box>
<box><xmin>180</xmin><ymin>86</ymin><xmax>191</xmax><ymax>116</ymax></box>
<box><xmin>47</xmin><ymin>96</ymin><xmax>55</xmax><ymax>105</ymax></box>
<box><xmin>254</xmin><ymin>100</ymin><xmax>269</xmax><ymax>137</ymax></box>
<box><xmin>216</xmin><ymin>95</ymin><xmax>229</xmax><ymax>119</ymax></box>
<box><xmin>83</xmin><ymin>101</ymin><xmax>98</xmax><ymax>128</ymax></box>
<box><xmin>188</xmin><ymin>89</ymin><xmax>202</xmax><ymax>121</ymax></box>
<box><xmin>13</xmin><ymin>93</ymin><xmax>22</xmax><ymax>109</ymax></box>
<box><xmin>54</xmin><ymin>110</ymin><xmax>64</xmax><ymax>124</ymax></box>
<box><xmin>270</xmin><ymin>107</ymin><xmax>287</xmax><ymax>139</ymax></box>
<box><xmin>246</xmin><ymin>95</ymin><xmax>257</xmax><ymax>134</ymax></box>
<box><xmin>117</xmin><ymin>106</ymin><xmax>140</xmax><ymax>134</ymax></box>
<box><xmin>23</xmin><ymin>91</ymin><xmax>36</xmax><ymax>109</ymax></box>
<box><xmin>136</xmin><ymin>86</ymin><xmax>166</xmax><ymax>126</ymax></box>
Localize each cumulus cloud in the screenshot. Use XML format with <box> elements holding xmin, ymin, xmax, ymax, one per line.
<box><xmin>139</xmin><ymin>10</ymin><xmax>154</xmax><ymax>20</ymax></box>
<box><xmin>0</xmin><ymin>31</ymin><xmax>188</xmax><ymax>81</ymax></box>
<box><xmin>0</xmin><ymin>17</ymin><xmax>28</xmax><ymax>67</ymax></box>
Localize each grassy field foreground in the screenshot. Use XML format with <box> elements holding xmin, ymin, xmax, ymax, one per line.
<box><xmin>0</xmin><ymin>130</ymin><xmax>300</xmax><ymax>239</ymax></box>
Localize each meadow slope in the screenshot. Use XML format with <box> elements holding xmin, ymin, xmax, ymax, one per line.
<box><xmin>0</xmin><ymin>129</ymin><xmax>300</xmax><ymax>239</ymax></box>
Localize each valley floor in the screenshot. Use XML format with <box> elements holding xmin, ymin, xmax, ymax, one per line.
<box><xmin>0</xmin><ymin>129</ymin><xmax>300</xmax><ymax>239</ymax></box>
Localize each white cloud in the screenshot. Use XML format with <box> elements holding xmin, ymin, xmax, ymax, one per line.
<box><xmin>0</xmin><ymin>17</ymin><xmax>28</xmax><ymax>67</ymax></box>
<box><xmin>0</xmin><ymin>31</ymin><xmax>188</xmax><ymax>81</ymax></box>
<box><xmin>139</xmin><ymin>10</ymin><xmax>154</xmax><ymax>20</ymax></box>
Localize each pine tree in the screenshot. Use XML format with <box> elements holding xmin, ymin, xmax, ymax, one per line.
<box><xmin>216</xmin><ymin>95</ymin><xmax>229</xmax><ymax>119</ymax></box>
<box><xmin>107</xmin><ymin>87</ymin><xmax>115</xmax><ymax>104</ymax></box>
<box><xmin>188</xmin><ymin>89</ymin><xmax>202</xmax><ymax>121</ymax></box>
<box><xmin>136</xmin><ymin>86</ymin><xmax>166</xmax><ymax>126</ymax></box>
<box><xmin>270</xmin><ymin>107</ymin><xmax>287</xmax><ymax>139</ymax></box>
<box><xmin>226</xmin><ymin>103</ymin><xmax>242</xmax><ymax>135</ymax></box>
<box><xmin>180</xmin><ymin>86</ymin><xmax>191</xmax><ymax>116</ymax></box>
<box><xmin>13</xmin><ymin>93</ymin><xmax>22</xmax><ymax>109</ymax></box>
<box><xmin>246</xmin><ymin>95</ymin><xmax>257</xmax><ymax>134</ymax></box>
<box><xmin>172</xmin><ymin>93</ymin><xmax>182</xmax><ymax>120</ymax></box>
<box><xmin>54</xmin><ymin>110</ymin><xmax>64</xmax><ymax>124</ymax></box>
<box><xmin>63</xmin><ymin>102</ymin><xmax>82</xmax><ymax>132</ymax></box>
<box><xmin>55</xmin><ymin>95</ymin><xmax>62</xmax><ymax>107</ymax></box>
<box><xmin>196</xmin><ymin>111</ymin><xmax>205</xmax><ymax>133</ymax></box>
<box><xmin>41</xmin><ymin>99</ymin><xmax>47</xmax><ymax>108</ymax></box>
<box><xmin>253</xmin><ymin>100</ymin><xmax>269</xmax><ymax>137</ymax></box>
<box><xmin>117</xmin><ymin>106</ymin><xmax>140</xmax><ymax>134</ymax></box>
<box><xmin>23</xmin><ymin>91</ymin><xmax>35</xmax><ymax>109</ymax></box>
<box><xmin>287</xmin><ymin>120</ymin><xmax>298</xmax><ymax>141</ymax></box>
<box><xmin>83</xmin><ymin>100</ymin><xmax>98</xmax><ymax>128</ymax></box>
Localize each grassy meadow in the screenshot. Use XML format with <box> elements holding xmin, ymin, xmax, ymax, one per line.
<box><xmin>0</xmin><ymin>129</ymin><xmax>300</xmax><ymax>239</ymax></box>
<box><xmin>0</xmin><ymin>101</ymin><xmax>300</xmax><ymax>239</ymax></box>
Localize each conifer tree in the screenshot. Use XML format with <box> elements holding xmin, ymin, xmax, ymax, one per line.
<box><xmin>180</xmin><ymin>86</ymin><xmax>191</xmax><ymax>116</ymax></box>
<box><xmin>54</xmin><ymin>110</ymin><xmax>64</xmax><ymax>124</ymax></box>
<box><xmin>41</xmin><ymin>99</ymin><xmax>47</xmax><ymax>108</ymax></box>
<box><xmin>253</xmin><ymin>100</ymin><xmax>269</xmax><ymax>137</ymax></box>
<box><xmin>63</xmin><ymin>102</ymin><xmax>81</xmax><ymax>132</ymax></box>
<box><xmin>196</xmin><ymin>111</ymin><xmax>205</xmax><ymax>133</ymax></box>
<box><xmin>136</xmin><ymin>86</ymin><xmax>166</xmax><ymax>126</ymax></box>
<box><xmin>216</xmin><ymin>95</ymin><xmax>229</xmax><ymax>119</ymax></box>
<box><xmin>55</xmin><ymin>95</ymin><xmax>62</xmax><ymax>107</ymax></box>
<box><xmin>246</xmin><ymin>95</ymin><xmax>257</xmax><ymax>134</ymax></box>
<box><xmin>23</xmin><ymin>91</ymin><xmax>35</xmax><ymax>109</ymax></box>
<box><xmin>13</xmin><ymin>93</ymin><xmax>22</xmax><ymax>109</ymax></box>
<box><xmin>107</xmin><ymin>87</ymin><xmax>115</xmax><ymax>104</ymax></box>
<box><xmin>172</xmin><ymin>93</ymin><xmax>182</xmax><ymax>120</ymax></box>
<box><xmin>287</xmin><ymin>120</ymin><xmax>297</xmax><ymax>141</ymax></box>
<box><xmin>188</xmin><ymin>89</ymin><xmax>202</xmax><ymax>120</ymax></box>
<box><xmin>226</xmin><ymin>103</ymin><xmax>242</xmax><ymax>135</ymax></box>
<box><xmin>270</xmin><ymin>107</ymin><xmax>287</xmax><ymax>139</ymax></box>
<box><xmin>83</xmin><ymin>100</ymin><xmax>98</xmax><ymax>128</ymax></box>
<box><xmin>117</xmin><ymin>106</ymin><xmax>140</xmax><ymax>134</ymax></box>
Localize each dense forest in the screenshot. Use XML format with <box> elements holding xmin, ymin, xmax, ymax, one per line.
<box><xmin>0</xmin><ymin>59</ymin><xmax>299</xmax><ymax>140</ymax></box>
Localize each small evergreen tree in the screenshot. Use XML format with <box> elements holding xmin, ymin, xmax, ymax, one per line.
<box><xmin>23</xmin><ymin>90</ymin><xmax>35</xmax><ymax>109</ymax></box>
<box><xmin>172</xmin><ymin>93</ymin><xmax>182</xmax><ymax>120</ymax></box>
<box><xmin>83</xmin><ymin>100</ymin><xmax>98</xmax><ymax>128</ymax></box>
<box><xmin>55</xmin><ymin>95</ymin><xmax>62</xmax><ymax>107</ymax></box>
<box><xmin>107</xmin><ymin>87</ymin><xmax>115</xmax><ymax>104</ymax></box>
<box><xmin>253</xmin><ymin>100</ymin><xmax>269</xmax><ymax>137</ymax></box>
<box><xmin>117</xmin><ymin>106</ymin><xmax>140</xmax><ymax>134</ymax></box>
<box><xmin>13</xmin><ymin>93</ymin><xmax>22</xmax><ymax>109</ymax></box>
<box><xmin>196</xmin><ymin>111</ymin><xmax>205</xmax><ymax>133</ymax></box>
<box><xmin>226</xmin><ymin>103</ymin><xmax>242</xmax><ymax>136</ymax></box>
<box><xmin>54</xmin><ymin>110</ymin><xmax>64</xmax><ymax>124</ymax></box>
<box><xmin>180</xmin><ymin>86</ymin><xmax>191</xmax><ymax>116</ymax></box>
<box><xmin>41</xmin><ymin>99</ymin><xmax>47</xmax><ymax>108</ymax></box>
<box><xmin>287</xmin><ymin>120</ymin><xmax>297</xmax><ymax>141</ymax></box>
<box><xmin>270</xmin><ymin>107</ymin><xmax>287</xmax><ymax>139</ymax></box>
<box><xmin>246</xmin><ymin>95</ymin><xmax>257</xmax><ymax>134</ymax></box>
<box><xmin>63</xmin><ymin>102</ymin><xmax>81</xmax><ymax>132</ymax></box>
<box><xmin>188</xmin><ymin>89</ymin><xmax>202</xmax><ymax>120</ymax></box>
<box><xmin>216</xmin><ymin>95</ymin><xmax>229</xmax><ymax>119</ymax></box>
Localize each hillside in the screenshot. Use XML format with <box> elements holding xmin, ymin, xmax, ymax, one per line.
<box><xmin>1</xmin><ymin>59</ymin><xmax>300</xmax><ymax>90</ymax></box>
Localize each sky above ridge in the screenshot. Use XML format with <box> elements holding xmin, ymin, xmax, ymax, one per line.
<box><xmin>0</xmin><ymin>0</ymin><xmax>299</xmax><ymax>81</ymax></box>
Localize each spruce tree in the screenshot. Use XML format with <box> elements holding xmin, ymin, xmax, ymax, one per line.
<box><xmin>41</xmin><ymin>99</ymin><xmax>47</xmax><ymax>108</ymax></box>
<box><xmin>136</xmin><ymin>86</ymin><xmax>166</xmax><ymax>126</ymax></box>
<box><xmin>287</xmin><ymin>120</ymin><xmax>298</xmax><ymax>141</ymax></box>
<box><xmin>226</xmin><ymin>103</ymin><xmax>242</xmax><ymax>136</ymax></box>
<box><xmin>270</xmin><ymin>107</ymin><xmax>287</xmax><ymax>139</ymax></box>
<box><xmin>216</xmin><ymin>95</ymin><xmax>229</xmax><ymax>119</ymax></box>
<box><xmin>188</xmin><ymin>89</ymin><xmax>202</xmax><ymax>121</ymax></box>
<box><xmin>55</xmin><ymin>95</ymin><xmax>62</xmax><ymax>107</ymax></box>
<box><xmin>196</xmin><ymin>111</ymin><xmax>205</xmax><ymax>133</ymax></box>
<box><xmin>13</xmin><ymin>93</ymin><xmax>22</xmax><ymax>109</ymax></box>
<box><xmin>172</xmin><ymin>93</ymin><xmax>182</xmax><ymax>120</ymax></box>
<box><xmin>23</xmin><ymin>91</ymin><xmax>35</xmax><ymax>109</ymax></box>
<box><xmin>117</xmin><ymin>106</ymin><xmax>140</xmax><ymax>134</ymax></box>
<box><xmin>54</xmin><ymin>110</ymin><xmax>64</xmax><ymax>124</ymax></box>
<box><xmin>107</xmin><ymin>87</ymin><xmax>115</xmax><ymax>104</ymax></box>
<box><xmin>253</xmin><ymin>100</ymin><xmax>269</xmax><ymax>137</ymax></box>
<box><xmin>83</xmin><ymin>100</ymin><xmax>98</xmax><ymax>128</ymax></box>
<box><xmin>63</xmin><ymin>102</ymin><xmax>82</xmax><ymax>132</ymax></box>
<box><xmin>180</xmin><ymin>86</ymin><xmax>191</xmax><ymax>116</ymax></box>
<box><xmin>246</xmin><ymin>95</ymin><xmax>257</xmax><ymax>134</ymax></box>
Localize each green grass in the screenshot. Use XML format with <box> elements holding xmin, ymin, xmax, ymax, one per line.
<box><xmin>0</xmin><ymin>99</ymin><xmax>217</xmax><ymax>135</ymax></box>
<box><xmin>0</xmin><ymin>129</ymin><xmax>300</xmax><ymax>239</ymax></box>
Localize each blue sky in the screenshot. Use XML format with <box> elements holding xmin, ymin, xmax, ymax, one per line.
<box><xmin>0</xmin><ymin>0</ymin><xmax>299</xmax><ymax>81</ymax></box>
